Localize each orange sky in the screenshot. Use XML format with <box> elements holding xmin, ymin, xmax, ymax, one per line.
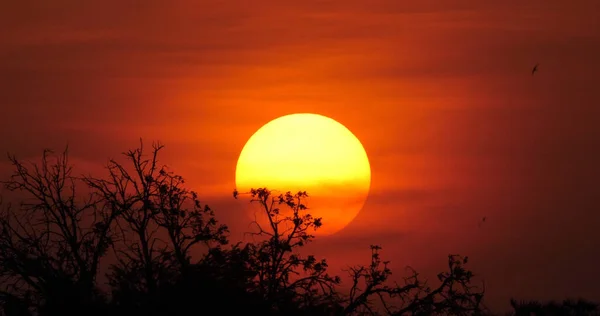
<box><xmin>1</xmin><ymin>0</ymin><xmax>600</xmax><ymax>312</ymax></box>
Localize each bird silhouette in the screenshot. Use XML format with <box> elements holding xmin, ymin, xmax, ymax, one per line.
<box><xmin>478</xmin><ymin>216</ymin><xmax>487</xmax><ymax>228</ymax></box>
<box><xmin>531</xmin><ymin>63</ymin><xmax>539</xmax><ymax>75</ymax></box>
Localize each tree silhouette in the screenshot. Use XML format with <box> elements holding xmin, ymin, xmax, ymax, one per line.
<box><xmin>0</xmin><ymin>142</ymin><xmax>230</xmax><ymax>316</ymax></box>
<box><xmin>0</xmin><ymin>148</ymin><xmax>113</xmax><ymax>315</ymax></box>
<box><xmin>234</xmin><ymin>188</ymin><xmax>342</xmax><ymax>313</ymax></box>
<box><xmin>81</xmin><ymin>141</ymin><xmax>228</xmax><ymax>314</ymax></box>
<box><xmin>231</xmin><ymin>188</ymin><xmax>489</xmax><ymax>315</ymax></box>
<box><xmin>342</xmin><ymin>247</ymin><xmax>486</xmax><ymax>315</ymax></box>
<box><xmin>0</xmin><ymin>141</ymin><xmax>597</xmax><ymax>316</ymax></box>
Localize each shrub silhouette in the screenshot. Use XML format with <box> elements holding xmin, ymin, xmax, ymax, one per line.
<box><xmin>509</xmin><ymin>298</ymin><xmax>600</xmax><ymax>316</ymax></box>
<box><xmin>0</xmin><ymin>141</ymin><xmax>596</xmax><ymax>316</ymax></box>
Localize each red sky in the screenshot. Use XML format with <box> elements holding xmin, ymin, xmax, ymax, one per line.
<box><xmin>1</xmin><ymin>0</ymin><xmax>599</xmax><ymax>312</ymax></box>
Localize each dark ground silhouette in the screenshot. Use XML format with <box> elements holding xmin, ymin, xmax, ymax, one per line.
<box><xmin>0</xmin><ymin>141</ymin><xmax>597</xmax><ymax>316</ymax></box>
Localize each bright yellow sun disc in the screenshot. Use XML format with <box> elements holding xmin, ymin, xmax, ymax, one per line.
<box><xmin>235</xmin><ymin>113</ymin><xmax>371</xmax><ymax>236</ymax></box>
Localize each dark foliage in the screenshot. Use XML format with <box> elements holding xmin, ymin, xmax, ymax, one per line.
<box><xmin>0</xmin><ymin>142</ymin><xmax>596</xmax><ymax>316</ymax></box>
<box><xmin>509</xmin><ymin>298</ymin><xmax>600</xmax><ymax>316</ymax></box>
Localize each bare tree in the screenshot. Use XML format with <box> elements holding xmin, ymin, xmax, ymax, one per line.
<box><xmin>0</xmin><ymin>148</ymin><xmax>116</xmax><ymax>315</ymax></box>
<box><xmin>343</xmin><ymin>246</ymin><xmax>487</xmax><ymax>315</ymax></box>
<box><xmin>0</xmin><ymin>141</ymin><xmax>229</xmax><ymax>315</ymax></box>
<box><xmin>82</xmin><ymin>141</ymin><xmax>228</xmax><ymax>307</ymax></box>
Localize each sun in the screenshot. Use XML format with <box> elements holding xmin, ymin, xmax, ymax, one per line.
<box><xmin>235</xmin><ymin>113</ymin><xmax>371</xmax><ymax>236</ymax></box>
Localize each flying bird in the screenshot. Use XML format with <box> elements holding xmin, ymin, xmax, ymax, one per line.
<box><xmin>478</xmin><ymin>216</ymin><xmax>487</xmax><ymax>228</ymax></box>
<box><xmin>531</xmin><ymin>63</ymin><xmax>539</xmax><ymax>75</ymax></box>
